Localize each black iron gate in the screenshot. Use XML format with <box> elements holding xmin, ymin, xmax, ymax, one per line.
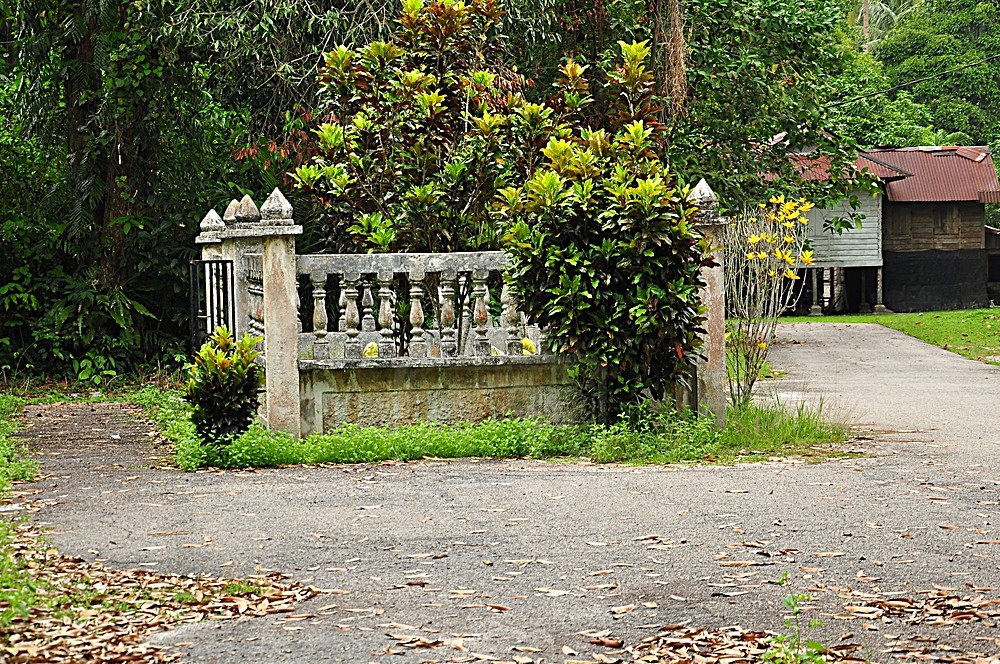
<box><xmin>189</xmin><ymin>259</ymin><xmax>236</xmax><ymax>352</ymax></box>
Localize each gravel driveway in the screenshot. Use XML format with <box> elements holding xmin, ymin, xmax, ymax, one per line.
<box><xmin>16</xmin><ymin>323</ymin><xmax>1000</xmax><ymax>663</ymax></box>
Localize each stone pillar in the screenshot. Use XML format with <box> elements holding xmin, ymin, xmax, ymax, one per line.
<box><xmin>195</xmin><ymin>197</ymin><xmax>265</xmax><ymax>338</ymax></box>
<box><xmin>258</xmin><ymin>189</ymin><xmax>303</xmax><ymax>437</ymax></box>
<box><xmin>199</xmin><ymin>189</ymin><xmax>303</xmax><ymax>436</ymax></box>
<box><xmin>809</xmin><ymin>268</ymin><xmax>823</xmax><ymax>316</ymax></box>
<box><xmin>873</xmin><ymin>266</ymin><xmax>890</xmax><ymax>314</ymax></box>
<box><xmin>689</xmin><ymin>179</ymin><xmax>727</xmax><ymax>427</ymax></box>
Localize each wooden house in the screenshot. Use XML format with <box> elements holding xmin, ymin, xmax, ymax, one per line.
<box><xmin>868</xmin><ymin>146</ymin><xmax>1000</xmax><ymax>312</ymax></box>
<box><xmin>797</xmin><ymin>146</ymin><xmax>1000</xmax><ymax>313</ymax></box>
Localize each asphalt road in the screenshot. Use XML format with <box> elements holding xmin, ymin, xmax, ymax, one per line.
<box><xmin>17</xmin><ymin>323</ymin><xmax>1000</xmax><ymax>663</ymax></box>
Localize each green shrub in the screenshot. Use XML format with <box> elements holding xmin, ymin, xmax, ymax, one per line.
<box><xmin>499</xmin><ymin>42</ymin><xmax>709</xmax><ymax>422</ymax></box>
<box><xmin>184</xmin><ymin>327</ymin><xmax>264</xmax><ymax>447</ymax></box>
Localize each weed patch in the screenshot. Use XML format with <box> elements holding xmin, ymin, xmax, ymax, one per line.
<box><xmin>0</xmin><ymin>395</ymin><xmax>38</xmax><ymax>495</ymax></box>
<box><xmin>127</xmin><ymin>387</ymin><xmax>852</xmax><ymax>470</ymax></box>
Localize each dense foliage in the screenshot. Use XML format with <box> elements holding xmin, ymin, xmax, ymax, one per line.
<box><xmin>876</xmin><ymin>0</ymin><xmax>1000</xmax><ymax>148</ymax></box>
<box><xmin>499</xmin><ymin>43</ymin><xmax>709</xmax><ymax>420</ymax></box>
<box><xmin>2</xmin><ymin>0</ymin><xmax>996</xmax><ymax>382</ymax></box>
<box><xmin>0</xmin><ymin>1</ymin><xmax>394</xmax><ymax>381</ymax></box>
<box><xmin>292</xmin><ymin>0</ymin><xmax>528</xmax><ymax>252</ymax></box>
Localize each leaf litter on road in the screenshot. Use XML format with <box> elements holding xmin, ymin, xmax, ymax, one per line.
<box><xmin>1</xmin><ymin>521</ymin><xmax>319</xmax><ymax>663</ymax></box>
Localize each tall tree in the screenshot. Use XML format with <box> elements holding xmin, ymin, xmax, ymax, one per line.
<box><xmin>876</xmin><ymin>0</ymin><xmax>1000</xmax><ymax>146</ymax></box>
<box><xmin>0</xmin><ymin>0</ymin><xmax>395</xmax><ymax>378</ymax></box>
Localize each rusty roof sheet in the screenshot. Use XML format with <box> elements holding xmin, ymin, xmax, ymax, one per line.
<box><xmin>762</xmin><ymin>153</ymin><xmax>910</xmax><ymax>182</ymax></box>
<box><xmin>866</xmin><ymin>146</ymin><xmax>1000</xmax><ymax>203</ymax></box>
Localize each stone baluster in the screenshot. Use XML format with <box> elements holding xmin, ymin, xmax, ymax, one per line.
<box><xmin>311</xmin><ymin>273</ymin><xmax>329</xmax><ymax>360</ymax></box>
<box><xmin>458</xmin><ymin>273</ymin><xmax>472</xmax><ymax>355</ymax></box>
<box><xmin>501</xmin><ymin>282</ymin><xmax>521</xmax><ymax>355</ymax></box>
<box><xmin>344</xmin><ymin>271</ymin><xmax>362</xmax><ymax>358</ymax></box>
<box><xmin>377</xmin><ymin>270</ymin><xmax>396</xmax><ymax>357</ymax></box>
<box><xmin>409</xmin><ymin>270</ymin><xmax>427</xmax><ymax>358</ymax></box>
<box><xmin>338</xmin><ymin>277</ymin><xmax>347</xmax><ymax>332</ymax></box>
<box><xmin>246</xmin><ymin>257</ymin><xmax>264</xmax><ymax>339</ymax></box>
<box><xmin>439</xmin><ymin>269</ymin><xmax>458</xmax><ymax>357</ymax></box>
<box><xmin>361</xmin><ymin>276</ymin><xmax>376</xmax><ymax>332</ymax></box>
<box><xmin>537</xmin><ymin>327</ymin><xmax>550</xmax><ymax>355</ymax></box>
<box><xmin>472</xmin><ymin>268</ymin><xmax>490</xmax><ymax>356</ymax></box>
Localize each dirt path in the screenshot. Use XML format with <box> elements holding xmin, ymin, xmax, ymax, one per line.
<box><xmin>12</xmin><ymin>323</ymin><xmax>1000</xmax><ymax>663</ymax></box>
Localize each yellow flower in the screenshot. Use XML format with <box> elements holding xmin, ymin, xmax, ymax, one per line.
<box><xmin>798</xmin><ymin>199</ymin><xmax>815</xmax><ymax>213</ymax></box>
<box><xmin>769</xmin><ymin>195</ymin><xmax>785</xmax><ymax>205</ymax></box>
<box><xmin>748</xmin><ymin>234</ymin><xmax>761</xmax><ymax>244</ymax></box>
<box><xmin>783</xmin><ymin>221</ymin><xmax>795</xmax><ymax>230</ymax></box>
<box><xmin>784</xmin><ymin>268</ymin><xmax>801</xmax><ymax>280</ymax></box>
<box><xmin>775</xmin><ymin>248</ymin><xmax>794</xmax><ymax>264</ymax></box>
<box><xmin>746</xmin><ymin>252</ymin><xmax>757</xmax><ymax>260</ymax></box>
<box><xmin>768</xmin><ymin>269</ymin><xmax>776</xmax><ymax>276</ymax></box>
<box><xmin>800</xmin><ymin>250</ymin><xmax>815</xmax><ymax>265</ymax></box>
<box><xmin>757</xmin><ymin>341</ymin><xmax>768</xmax><ymax>350</ymax></box>
<box><xmin>798</xmin><ymin>215</ymin><xmax>808</xmax><ymax>225</ymax></box>
<box><xmin>784</xmin><ymin>235</ymin><xmax>794</xmax><ymax>244</ymax></box>
<box><xmin>757</xmin><ymin>251</ymin><xmax>768</xmax><ymax>260</ymax></box>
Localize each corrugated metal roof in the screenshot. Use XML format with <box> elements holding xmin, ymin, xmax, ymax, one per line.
<box><xmin>866</xmin><ymin>146</ymin><xmax>1000</xmax><ymax>203</ymax></box>
<box><xmin>762</xmin><ymin>153</ymin><xmax>909</xmax><ymax>182</ymax></box>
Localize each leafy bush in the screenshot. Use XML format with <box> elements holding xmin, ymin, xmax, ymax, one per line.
<box><xmin>293</xmin><ymin>0</ymin><xmax>542</xmax><ymax>253</ymax></box>
<box><xmin>499</xmin><ymin>42</ymin><xmax>710</xmax><ymax>422</ymax></box>
<box><xmin>184</xmin><ymin>327</ymin><xmax>264</xmax><ymax>447</ymax></box>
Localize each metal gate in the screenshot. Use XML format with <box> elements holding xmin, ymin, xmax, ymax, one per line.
<box><xmin>189</xmin><ymin>259</ymin><xmax>236</xmax><ymax>352</ymax></box>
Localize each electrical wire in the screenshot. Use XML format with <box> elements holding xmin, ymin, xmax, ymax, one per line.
<box><xmin>829</xmin><ymin>52</ymin><xmax>1000</xmax><ymax>108</ymax></box>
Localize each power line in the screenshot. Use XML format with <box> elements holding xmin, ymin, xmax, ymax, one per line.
<box><xmin>830</xmin><ymin>52</ymin><xmax>1000</xmax><ymax>108</ymax></box>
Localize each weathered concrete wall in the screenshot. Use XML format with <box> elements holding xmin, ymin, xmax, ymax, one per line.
<box><xmin>299</xmin><ymin>357</ymin><xmax>584</xmax><ymax>434</ymax></box>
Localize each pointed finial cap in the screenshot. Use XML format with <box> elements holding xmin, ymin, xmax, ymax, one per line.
<box><xmin>260</xmin><ymin>188</ymin><xmax>293</xmax><ymax>224</ymax></box>
<box><xmin>199</xmin><ymin>209</ymin><xmax>225</xmax><ymax>233</ymax></box>
<box><xmin>688</xmin><ymin>179</ymin><xmax>718</xmax><ymax>209</ymax></box>
<box><xmin>223</xmin><ymin>199</ymin><xmax>239</xmax><ymax>223</ymax></box>
<box><xmin>234</xmin><ymin>194</ymin><xmax>261</xmax><ymax>225</ymax></box>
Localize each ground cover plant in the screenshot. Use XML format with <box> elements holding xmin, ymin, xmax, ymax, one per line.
<box><xmin>783</xmin><ymin>308</ymin><xmax>1000</xmax><ymax>364</ymax></box>
<box><xmin>0</xmin><ymin>395</ymin><xmax>38</xmax><ymax>493</ymax></box>
<box><xmin>128</xmin><ymin>386</ymin><xmax>853</xmax><ymax>471</ymax></box>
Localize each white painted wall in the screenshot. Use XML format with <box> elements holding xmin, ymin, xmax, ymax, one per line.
<box><xmin>804</xmin><ymin>189</ymin><xmax>882</xmax><ymax>268</ymax></box>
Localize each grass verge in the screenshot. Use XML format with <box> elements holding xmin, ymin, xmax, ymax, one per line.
<box><xmin>0</xmin><ymin>395</ymin><xmax>38</xmax><ymax>496</ymax></box>
<box><xmin>784</xmin><ymin>308</ymin><xmax>1000</xmax><ymax>364</ymax></box>
<box><xmin>127</xmin><ymin>386</ymin><xmax>854</xmax><ymax>470</ymax></box>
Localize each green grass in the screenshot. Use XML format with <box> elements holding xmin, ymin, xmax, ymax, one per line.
<box><xmin>127</xmin><ymin>386</ymin><xmax>853</xmax><ymax>470</ymax></box>
<box><xmin>0</xmin><ymin>395</ymin><xmax>38</xmax><ymax>496</ymax></box>
<box><xmin>784</xmin><ymin>308</ymin><xmax>1000</xmax><ymax>364</ymax></box>
<box><xmin>0</xmin><ymin>394</ymin><xmax>41</xmax><ymax>628</ymax></box>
